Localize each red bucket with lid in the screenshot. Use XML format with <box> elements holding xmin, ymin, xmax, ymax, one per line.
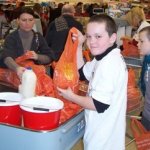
<box><xmin>0</xmin><ymin>92</ymin><xmax>23</xmax><ymax>126</ymax></box>
<box><xmin>20</xmin><ymin>96</ymin><xmax>64</xmax><ymax>130</ymax></box>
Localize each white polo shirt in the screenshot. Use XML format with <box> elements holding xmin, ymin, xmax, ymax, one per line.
<box><xmin>83</xmin><ymin>48</ymin><xmax>128</xmax><ymax>150</ymax></box>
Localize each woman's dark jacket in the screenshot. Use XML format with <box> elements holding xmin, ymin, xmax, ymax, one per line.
<box><xmin>0</xmin><ymin>29</ymin><xmax>54</xmax><ymax>68</ymax></box>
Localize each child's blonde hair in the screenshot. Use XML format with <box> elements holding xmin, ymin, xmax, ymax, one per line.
<box><xmin>139</xmin><ymin>26</ymin><xmax>150</xmax><ymax>41</ymax></box>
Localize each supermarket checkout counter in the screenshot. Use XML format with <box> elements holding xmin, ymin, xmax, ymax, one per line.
<box><xmin>0</xmin><ymin>110</ymin><xmax>85</xmax><ymax>150</ymax></box>
<box><xmin>0</xmin><ymin>83</ymin><xmax>85</xmax><ymax>150</ymax></box>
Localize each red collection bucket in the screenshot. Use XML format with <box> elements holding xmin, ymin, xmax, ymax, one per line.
<box><xmin>0</xmin><ymin>92</ymin><xmax>23</xmax><ymax>126</ymax></box>
<box><xmin>20</xmin><ymin>96</ymin><xmax>64</xmax><ymax>130</ymax></box>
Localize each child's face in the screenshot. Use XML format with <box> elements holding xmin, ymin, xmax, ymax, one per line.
<box><xmin>86</xmin><ymin>22</ymin><xmax>116</xmax><ymax>56</ymax></box>
<box><xmin>138</xmin><ymin>31</ymin><xmax>150</xmax><ymax>56</ymax></box>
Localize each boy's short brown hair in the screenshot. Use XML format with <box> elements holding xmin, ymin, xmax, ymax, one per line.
<box><xmin>139</xmin><ymin>26</ymin><xmax>150</xmax><ymax>41</ymax></box>
<box><xmin>88</xmin><ymin>14</ymin><xmax>117</xmax><ymax>36</ymax></box>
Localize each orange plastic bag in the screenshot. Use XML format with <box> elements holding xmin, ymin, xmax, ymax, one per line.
<box><xmin>131</xmin><ymin>118</ymin><xmax>150</xmax><ymax>150</ymax></box>
<box><xmin>53</xmin><ymin>27</ymin><xmax>79</xmax><ymax>97</ymax></box>
<box><xmin>0</xmin><ymin>68</ymin><xmax>20</xmax><ymax>88</ymax></box>
<box><xmin>128</xmin><ymin>68</ymin><xmax>136</xmax><ymax>88</ymax></box>
<box><xmin>0</xmin><ymin>51</ymin><xmax>54</xmax><ymax>97</ymax></box>
<box><xmin>83</xmin><ymin>49</ymin><xmax>91</xmax><ymax>62</ymax></box>
<box><xmin>121</xmin><ymin>39</ymin><xmax>140</xmax><ymax>58</ymax></box>
<box><xmin>127</xmin><ymin>68</ymin><xmax>141</xmax><ymax>112</ymax></box>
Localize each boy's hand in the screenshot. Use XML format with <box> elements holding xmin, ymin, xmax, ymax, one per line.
<box><xmin>71</xmin><ymin>30</ymin><xmax>85</xmax><ymax>47</ymax></box>
<box><xmin>76</xmin><ymin>31</ymin><xmax>85</xmax><ymax>69</ymax></box>
<box><xmin>71</xmin><ymin>30</ymin><xmax>85</xmax><ymax>69</ymax></box>
<box><xmin>57</xmin><ymin>87</ymin><xmax>74</xmax><ymax>101</ymax></box>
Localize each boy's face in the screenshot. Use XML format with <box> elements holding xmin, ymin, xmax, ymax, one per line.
<box><xmin>138</xmin><ymin>31</ymin><xmax>150</xmax><ymax>56</ymax></box>
<box><xmin>86</xmin><ymin>22</ymin><xmax>116</xmax><ymax>56</ymax></box>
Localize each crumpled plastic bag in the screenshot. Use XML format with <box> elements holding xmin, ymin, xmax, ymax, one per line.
<box><xmin>53</xmin><ymin>27</ymin><xmax>79</xmax><ymax>97</ymax></box>
<box><xmin>0</xmin><ymin>51</ymin><xmax>54</xmax><ymax>97</ymax></box>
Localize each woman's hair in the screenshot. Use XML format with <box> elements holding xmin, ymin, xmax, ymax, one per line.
<box><xmin>131</xmin><ymin>7</ymin><xmax>145</xmax><ymax>21</ymax></box>
<box><xmin>88</xmin><ymin>14</ymin><xmax>117</xmax><ymax>36</ymax></box>
<box><xmin>18</xmin><ymin>7</ymin><xmax>35</xmax><ymax>18</ymax></box>
<box><xmin>139</xmin><ymin>26</ymin><xmax>150</xmax><ymax>41</ymax></box>
<box><xmin>124</xmin><ymin>11</ymin><xmax>132</xmax><ymax>25</ymax></box>
<box><xmin>125</xmin><ymin>7</ymin><xmax>145</xmax><ymax>26</ymax></box>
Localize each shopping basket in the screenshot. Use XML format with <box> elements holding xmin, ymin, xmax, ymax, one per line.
<box><xmin>131</xmin><ymin>118</ymin><xmax>150</xmax><ymax>150</ymax></box>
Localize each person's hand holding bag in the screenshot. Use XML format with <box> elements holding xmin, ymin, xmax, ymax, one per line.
<box><xmin>57</xmin><ymin>87</ymin><xmax>75</xmax><ymax>102</ymax></box>
<box><xmin>25</xmin><ymin>51</ymin><xmax>38</xmax><ymax>60</ymax></box>
<box><xmin>72</xmin><ymin>30</ymin><xmax>85</xmax><ymax>69</ymax></box>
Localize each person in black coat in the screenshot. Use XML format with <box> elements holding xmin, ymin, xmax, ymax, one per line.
<box><xmin>45</xmin><ymin>4</ymin><xmax>84</xmax><ymax>62</ymax></box>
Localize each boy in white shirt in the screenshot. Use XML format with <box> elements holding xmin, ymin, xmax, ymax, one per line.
<box><xmin>58</xmin><ymin>14</ymin><xmax>128</xmax><ymax>150</ymax></box>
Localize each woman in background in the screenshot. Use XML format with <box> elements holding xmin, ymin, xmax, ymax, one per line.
<box><xmin>122</xmin><ymin>6</ymin><xmax>150</xmax><ymax>44</ymax></box>
<box><xmin>0</xmin><ymin>7</ymin><xmax>54</xmax><ymax>79</ymax></box>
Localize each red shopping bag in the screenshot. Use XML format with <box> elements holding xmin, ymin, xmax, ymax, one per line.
<box><xmin>131</xmin><ymin>118</ymin><xmax>150</xmax><ymax>150</ymax></box>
